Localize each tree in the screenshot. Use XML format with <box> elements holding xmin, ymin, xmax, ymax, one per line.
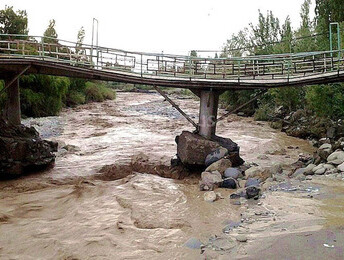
<box><xmin>0</xmin><ymin>6</ymin><xmax>28</xmax><ymax>36</ymax></box>
<box><xmin>315</xmin><ymin>0</ymin><xmax>344</xmax><ymax>26</ymax></box>
<box><xmin>76</xmin><ymin>26</ymin><xmax>85</xmax><ymax>56</ymax></box>
<box><xmin>250</xmin><ymin>10</ymin><xmax>280</xmax><ymax>55</ymax></box>
<box><xmin>43</xmin><ymin>19</ymin><xmax>58</xmax><ymax>43</ymax></box>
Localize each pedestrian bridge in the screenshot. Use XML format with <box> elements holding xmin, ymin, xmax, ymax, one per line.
<box><xmin>0</xmin><ymin>34</ymin><xmax>343</xmax><ymax>138</ymax></box>
<box><xmin>0</xmin><ymin>34</ymin><xmax>344</xmax><ymax>90</ymax></box>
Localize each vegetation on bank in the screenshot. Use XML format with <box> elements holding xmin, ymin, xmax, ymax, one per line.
<box><xmin>219</xmin><ymin>0</ymin><xmax>344</xmax><ymax>121</ymax></box>
<box><xmin>0</xmin><ymin>6</ymin><xmax>116</xmax><ymax>118</ymax></box>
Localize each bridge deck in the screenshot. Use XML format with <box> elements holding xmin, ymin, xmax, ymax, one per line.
<box><xmin>1</xmin><ymin>58</ymin><xmax>344</xmax><ymax>90</ymax></box>
<box><xmin>0</xmin><ymin>34</ymin><xmax>344</xmax><ymax>89</ymax></box>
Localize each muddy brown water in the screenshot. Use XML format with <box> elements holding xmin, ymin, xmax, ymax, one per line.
<box><xmin>0</xmin><ymin>92</ymin><xmax>343</xmax><ymax>259</ymax></box>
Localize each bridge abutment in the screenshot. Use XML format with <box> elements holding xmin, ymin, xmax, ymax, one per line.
<box><xmin>3</xmin><ymin>77</ymin><xmax>21</xmax><ymax>125</ymax></box>
<box><xmin>198</xmin><ymin>90</ymin><xmax>220</xmax><ymax>139</ymax></box>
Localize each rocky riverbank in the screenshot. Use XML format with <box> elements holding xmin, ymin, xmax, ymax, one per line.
<box><xmin>0</xmin><ymin>119</ymin><xmax>57</xmax><ymax>177</ymax></box>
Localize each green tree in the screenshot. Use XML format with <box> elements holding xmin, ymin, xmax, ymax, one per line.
<box><xmin>76</xmin><ymin>26</ymin><xmax>85</xmax><ymax>56</ymax></box>
<box><xmin>0</xmin><ymin>6</ymin><xmax>28</xmax><ymax>36</ymax></box>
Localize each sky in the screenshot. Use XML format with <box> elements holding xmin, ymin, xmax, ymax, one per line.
<box><xmin>2</xmin><ymin>0</ymin><xmax>315</xmax><ymax>55</ymax></box>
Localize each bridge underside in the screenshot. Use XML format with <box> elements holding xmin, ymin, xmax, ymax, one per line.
<box><xmin>1</xmin><ymin>58</ymin><xmax>344</xmax><ymax>90</ymax></box>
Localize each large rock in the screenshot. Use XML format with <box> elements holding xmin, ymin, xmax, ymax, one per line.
<box><xmin>318</xmin><ymin>143</ymin><xmax>332</xmax><ymax>160</ymax></box>
<box><xmin>245</xmin><ymin>163</ymin><xmax>282</xmax><ymax>182</ymax></box>
<box><xmin>176</xmin><ymin>131</ymin><xmax>243</xmax><ymax>168</ymax></box>
<box><xmin>327</xmin><ymin>151</ymin><xmax>344</xmax><ymax>165</ymax></box>
<box><xmin>223</xmin><ymin>167</ymin><xmax>242</xmax><ymax>179</ymax></box>
<box><xmin>0</xmin><ymin>119</ymin><xmax>57</xmax><ymax>177</ymax></box>
<box><xmin>338</xmin><ymin>162</ymin><xmax>344</xmax><ymax>172</ymax></box>
<box><xmin>205</xmin><ymin>147</ymin><xmax>228</xmax><ymax>167</ymax></box>
<box><xmin>204</xmin><ymin>191</ymin><xmax>217</xmax><ymax>202</ymax></box>
<box><xmin>199</xmin><ymin>171</ymin><xmax>223</xmax><ymax>191</ymax></box>
<box><xmin>205</xmin><ymin>158</ymin><xmax>232</xmax><ymax>175</ymax></box>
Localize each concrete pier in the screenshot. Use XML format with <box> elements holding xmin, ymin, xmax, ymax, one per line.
<box><xmin>3</xmin><ymin>77</ymin><xmax>21</xmax><ymax>125</ymax></box>
<box><xmin>198</xmin><ymin>90</ymin><xmax>220</xmax><ymax>139</ymax></box>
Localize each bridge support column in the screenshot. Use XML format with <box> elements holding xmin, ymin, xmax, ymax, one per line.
<box><xmin>199</xmin><ymin>90</ymin><xmax>220</xmax><ymax>139</ymax></box>
<box><xmin>3</xmin><ymin>77</ymin><xmax>21</xmax><ymax>125</ymax></box>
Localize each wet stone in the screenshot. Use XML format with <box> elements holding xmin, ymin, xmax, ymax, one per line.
<box><xmin>184</xmin><ymin>237</ymin><xmax>203</xmax><ymax>249</ymax></box>
<box><xmin>223</xmin><ymin>167</ymin><xmax>241</xmax><ymax>179</ymax></box>
<box><xmin>236</xmin><ymin>235</ymin><xmax>248</xmax><ymax>242</ymax></box>
<box><xmin>205</xmin><ymin>147</ymin><xmax>228</xmax><ymax>167</ymax></box>
<box><xmin>245</xmin><ymin>178</ymin><xmax>260</xmax><ymax>187</ymax></box>
<box><xmin>221</xmin><ymin>178</ymin><xmax>237</xmax><ymax>189</ymax></box>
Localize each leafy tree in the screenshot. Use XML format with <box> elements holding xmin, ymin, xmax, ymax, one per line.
<box><xmin>0</xmin><ymin>6</ymin><xmax>28</xmax><ymax>36</ymax></box>
<box><xmin>43</xmin><ymin>19</ymin><xmax>58</xmax><ymax>42</ymax></box>
<box><xmin>76</xmin><ymin>26</ymin><xmax>85</xmax><ymax>56</ymax></box>
<box><xmin>315</xmin><ymin>0</ymin><xmax>344</xmax><ymax>26</ymax></box>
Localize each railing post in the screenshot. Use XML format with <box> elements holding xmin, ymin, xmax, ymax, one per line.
<box><xmin>41</xmin><ymin>36</ymin><xmax>45</xmax><ymax>59</ymax></box>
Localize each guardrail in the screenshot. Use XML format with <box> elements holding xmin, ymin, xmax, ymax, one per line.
<box><xmin>0</xmin><ymin>34</ymin><xmax>343</xmax><ymax>81</ymax></box>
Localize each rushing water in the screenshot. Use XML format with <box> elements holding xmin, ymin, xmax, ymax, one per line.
<box><xmin>0</xmin><ymin>92</ymin><xmax>342</xmax><ymax>259</ymax></box>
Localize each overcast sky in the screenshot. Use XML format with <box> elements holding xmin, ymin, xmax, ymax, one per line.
<box><xmin>3</xmin><ymin>0</ymin><xmax>315</xmax><ymax>55</ymax></box>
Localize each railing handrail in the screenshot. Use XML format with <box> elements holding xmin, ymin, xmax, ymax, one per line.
<box><xmin>0</xmin><ymin>33</ymin><xmax>343</xmax><ymax>62</ymax></box>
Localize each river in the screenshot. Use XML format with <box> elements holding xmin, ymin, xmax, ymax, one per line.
<box><xmin>0</xmin><ymin>92</ymin><xmax>343</xmax><ymax>259</ymax></box>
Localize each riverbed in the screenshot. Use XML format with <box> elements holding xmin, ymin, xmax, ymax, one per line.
<box><xmin>0</xmin><ymin>92</ymin><xmax>343</xmax><ymax>259</ymax></box>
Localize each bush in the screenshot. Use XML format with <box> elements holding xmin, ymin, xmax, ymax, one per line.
<box><xmin>66</xmin><ymin>90</ymin><xmax>86</xmax><ymax>106</ymax></box>
<box><xmin>254</xmin><ymin>103</ymin><xmax>274</xmax><ymax>121</ymax></box>
<box><xmin>85</xmin><ymin>82</ymin><xmax>116</xmax><ymax>103</ymax></box>
<box><xmin>305</xmin><ymin>84</ymin><xmax>344</xmax><ymax>120</ymax></box>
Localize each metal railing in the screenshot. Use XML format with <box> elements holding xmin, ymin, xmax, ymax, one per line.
<box><xmin>0</xmin><ymin>34</ymin><xmax>343</xmax><ymax>82</ymax></box>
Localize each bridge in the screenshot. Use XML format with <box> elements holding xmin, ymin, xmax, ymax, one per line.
<box><xmin>0</xmin><ymin>34</ymin><xmax>343</xmax><ymax>138</ymax></box>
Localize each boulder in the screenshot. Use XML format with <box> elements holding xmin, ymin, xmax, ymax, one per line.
<box><xmin>313</xmin><ymin>165</ymin><xmax>326</xmax><ymax>175</ymax></box>
<box><xmin>205</xmin><ymin>147</ymin><xmax>228</xmax><ymax>167</ymax></box>
<box><xmin>176</xmin><ymin>131</ymin><xmax>243</xmax><ymax>168</ymax></box>
<box><xmin>245</xmin><ymin>164</ymin><xmax>282</xmax><ymax>182</ymax></box>
<box><xmin>221</xmin><ymin>178</ymin><xmax>237</xmax><ymax>189</ymax></box>
<box><xmin>204</xmin><ymin>191</ymin><xmax>217</xmax><ymax>202</ymax></box>
<box><xmin>318</xmin><ymin>143</ymin><xmax>332</xmax><ymax>160</ymax></box>
<box><xmin>245</xmin><ymin>178</ymin><xmax>260</xmax><ymax>187</ymax></box>
<box><xmin>223</xmin><ymin>167</ymin><xmax>242</xmax><ymax>179</ymax></box>
<box><xmin>184</xmin><ymin>238</ymin><xmax>203</xmax><ymax>249</ymax></box>
<box><xmin>0</xmin><ymin>119</ymin><xmax>57</xmax><ymax>177</ymax></box>
<box><xmin>327</xmin><ymin>151</ymin><xmax>344</xmax><ymax>165</ymax></box>
<box><xmin>199</xmin><ymin>171</ymin><xmax>223</xmax><ymax>191</ymax></box>
<box><xmin>246</xmin><ymin>186</ymin><xmax>261</xmax><ymax>199</ymax></box>
<box><xmin>338</xmin><ymin>162</ymin><xmax>344</xmax><ymax>172</ymax></box>
<box><xmin>205</xmin><ymin>158</ymin><xmax>232</xmax><ymax>175</ymax></box>
<box><xmin>304</xmin><ymin>164</ymin><xmax>316</xmax><ymax>175</ymax></box>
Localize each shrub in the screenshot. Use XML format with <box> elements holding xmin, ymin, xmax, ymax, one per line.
<box><xmin>85</xmin><ymin>82</ymin><xmax>116</xmax><ymax>103</ymax></box>
<box><xmin>305</xmin><ymin>84</ymin><xmax>344</xmax><ymax>120</ymax></box>
<box><xmin>254</xmin><ymin>103</ymin><xmax>274</xmax><ymax>121</ymax></box>
<box><xmin>66</xmin><ymin>90</ymin><xmax>86</xmax><ymax>106</ymax></box>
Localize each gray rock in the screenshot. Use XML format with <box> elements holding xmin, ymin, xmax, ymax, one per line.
<box><xmin>204</xmin><ymin>191</ymin><xmax>217</xmax><ymax>202</ymax></box>
<box><xmin>245</xmin><ymin>178</ymin><xmax>260</xmax><ymax>187</ymax></box>
<box><xmin>224</xmin><ymin>167</ymin><xmax>241</xmax><ymax>179</ymax></box>
<box><xmin>205</xmin><ymin>147</ymin><xmax>228</xmax><ymax>167</ymax></box>
<box><xmin>184</xmin><ymin>237</ymin><xmax>202</xmax><ymax>249</ymax></box>
<box><xmin>236</xmin><ymin>235</ymin><xmax>248</xmax><ymax>242</ymax></box>
<box><xmin>304</xmin><ymin>164</ymin><xmax>316</xmax><ymax>175</ymax></box>
<box><xmin>327</xmin><ymin>151</ymin><xmax>344</xmax><ymax>165</ymax></box>
<box><xmin>205</xmin><ymin>158</ymin><xmax>232</xmax><ymax>175</ymax></box>
<box><xmin>293</xmin><ymin>167</ymin><xmax>307</xmax><ymax>177</ymax></box>
<box><xmin>313</xmin><ymin>164</ymin><xmax>326</xmax><ymax>175</ymax></box>
<box><xmin>318</xmin><ymin>143</ymin><xmax>332</xmax><ymax>160</ymax></box>
<box><xmin>200</xmin><ymin>171</ymin><xmax>223</xmax><ymax>191</ymax></box>
<box><xmin>338</xmin><ymin>162</ymin><xmax>344</xmax><ymax>172</ymax></box>
<box><xmin>246</xmin><ymin>186</ymin><xmax>260</xmax><ymax>199</ymax></box>
<box><xmin>221</xmin><ymin>178</ymin><xmax>237</xmax><ymax>189</ymax></box>
<box><xmin>176</xmin><ymin>131</ymin><xmax>243</xmax><ymax>167</ymax></box>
